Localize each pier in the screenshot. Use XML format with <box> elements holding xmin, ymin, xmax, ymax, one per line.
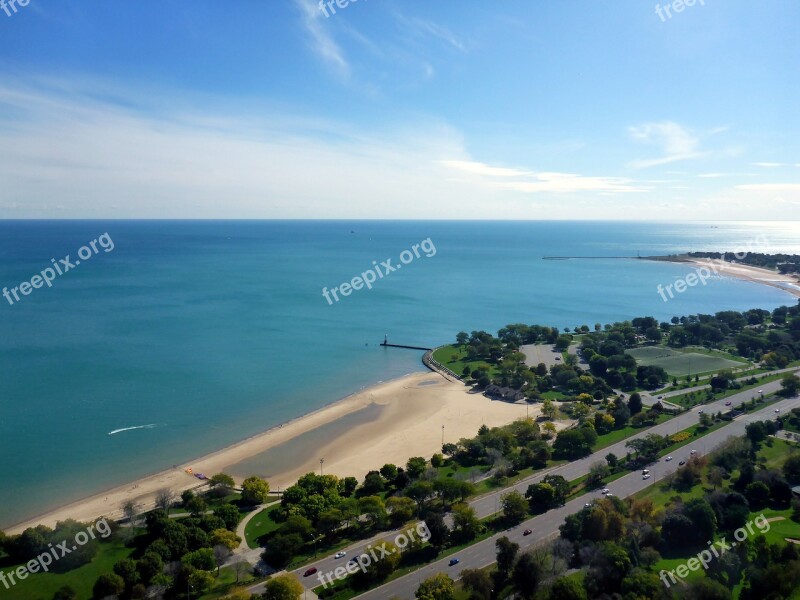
<box><xmin>379</xmin><ymin>334</ymin><xmax>432</xmax><ymax>351</ymax></box>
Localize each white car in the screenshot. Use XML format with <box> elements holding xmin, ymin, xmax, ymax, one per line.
<box><xmin>665</xmin><ymin>456</ymin><xmax>673</xmax><ymax>461</ymax></box>
<box><xmin>605</xmin><ymin>493</ymin><xmax>614</xmax><ymax>497</ymax></box>
<box><xmin>601</xmin><ymin>488</ymin><xmax>610</xmax><ymax>495</ymax></box>
<box><xmin>334</xmin><ymin>551</ymin><xmax>346</xmax><ymax>559</ymax></box>
<box><xmin>643</xmin><ymin>474</ymin><xmax>651</xmax><ymax>480</ymax></box>
<box><xmin>690</xmin><ymin>449</ymin><xmax>697</xmax><ymax>454</ymax></box>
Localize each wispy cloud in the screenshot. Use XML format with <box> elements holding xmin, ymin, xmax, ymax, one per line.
<box><xmin>752</xmin><ymin>162</ymin><xmax>788</xmax><ymax>168</ymax></box>
<box><xmin>440</xmin><ymin>160</ymin><xmax>645</xmax><ymax>194</ymax></box>
<box><xmin>294</xmin><ymin>0</ymin><xmax>350</xmax><ymax>76</ymax></box>
<box><xmin>736</xmin><ymin>183</ymin><xmax>800</xmax><ymax>192</ymax></box>
<box><xmin>627</xmin><ymin>121</ymin><xmax>703</xmax><ymax>169</ymax></box>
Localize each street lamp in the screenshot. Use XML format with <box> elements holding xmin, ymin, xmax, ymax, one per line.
<box><xmin>320</xmin><ymin>458</ymin><xmax>324</xmax><ymax>476</ymax></box>
<box><xmin>442</xmin><ymin>425</ymin><xmax>445</xmax><ymax>447</ymax></box>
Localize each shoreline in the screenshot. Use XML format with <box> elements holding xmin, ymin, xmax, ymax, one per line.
<box><xmin>5</xmin><ymin>371</ymin><xmax>536</xmax><ymax>534</ymax></box>
<box><xmin>679</xmin><ymin>257</ymin><xmax>800</xmax><ymax>298</ymax></box>
<box><xmin>6</xmin><ymin>257</ymin><xmax>797</xmax><ymax>534</ymax></box>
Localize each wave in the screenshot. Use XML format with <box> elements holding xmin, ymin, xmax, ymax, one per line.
<box><xmin>107</xmin><ymin>423</ymin><xmax>164</xmax><ymax>436</ymax></box>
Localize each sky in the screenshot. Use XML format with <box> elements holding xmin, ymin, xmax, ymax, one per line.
<box><xmin>0</xmin><ymin>0</ymin><xmax>798</xmax><ymax>220</ymax></box>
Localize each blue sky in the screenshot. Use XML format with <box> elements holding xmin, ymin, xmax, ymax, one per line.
<box><xmin>0</xmin><ymin>0</ymin><xmax>798</xmax><ymax>219</ymax></box>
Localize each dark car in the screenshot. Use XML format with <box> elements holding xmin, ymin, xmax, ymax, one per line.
<box><xmin>679</xmin><ymin>460</ymin><xmax>686</xmax><ymax>465</ymax></box>
<box><xmin>304</xmin><ymin>567</ymin><xmax>318</xmax><ymax>577</ymax></box>
<box><xmin>449</xmin><ymin>558</ymin><xmax>460</xmax><ymax>566</ymax></box>
<box><xmin>523</xmin><ymin>529</ymin><xmax>532</xmax><ymax>536</ymax></box>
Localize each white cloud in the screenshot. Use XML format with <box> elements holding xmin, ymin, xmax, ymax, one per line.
<box><xmin>736</xmin><ymin>183</ymin><xmax>800</xmax><ymax>192</ymax></box>
<box><xmin>752</xmin><ymin>162</ymin><xmax>787</xmax><ymax>168</ymax></box>
<box><xmin>627</xmin><ymin>122</ymin><xmax>703</xmax><ymax>169</ymax></box>
<box><xmin>294</xmin><ymin>0</ymin><xmax>350</xmax><ymax>76</ymax></box>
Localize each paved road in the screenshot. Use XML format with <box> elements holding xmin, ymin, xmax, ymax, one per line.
<box><xmin>646</xmin><ymin>366</ymin><xmax>800</xmax><ymax>402</ymax></box>
<box><xmin>268</xmin><ymin>377</ymin><xmax>793</xmax><ymax>596</ymax></box>
<box><xmin>355</xmin><ymin>394</ymin><xmax>800</xmax><ymax>599</ymax></box>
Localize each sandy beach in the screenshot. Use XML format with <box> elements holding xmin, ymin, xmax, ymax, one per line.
<box><xmin>6</xmin><ymin>371</ymin><xmax>535</xmax><ymax>534</ymax></box>
<box><xmin>683</xmin><ymin>258</ymin><xmax>800</xmax><ymax>298</ymax></box>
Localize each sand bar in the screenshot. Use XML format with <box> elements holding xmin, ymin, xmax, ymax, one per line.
<box><xmin>6</xmin><ymin>371</ymin><xmax>533</xmax><ymax>534</ymax></box>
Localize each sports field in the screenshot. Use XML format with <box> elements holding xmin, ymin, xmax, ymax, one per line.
<box><xmin>627</xmin><ymin>346</ymin><xmax>745</xmax><ymax>376</ymax></box>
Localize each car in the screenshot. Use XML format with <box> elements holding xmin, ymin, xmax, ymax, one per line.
<box><xmin>449</xmin><ymin>558</ymin><xmax>460</xmax><ymax>566</ymax></box>
<box><xmin>601</xmin><ymin>488</ymin><xmax>610</xmax><ymax>494</ymax></box>
<box><xmin>698</xmin><ymin>409</ymin><xmax>704</xmax><ymax>414</ymax></box>
<box><xmin>725</xmin><ymin>401</ymin><xmax>732</xmax><ymax>406</ymax></box>
<box><xmin>304</xmin><ymin>567</ymin><xmax>318</xmax><ymax>577</ymax></box>
<box><xmin>334</xmin><ymin>551</ymin><xmax>346</xmax><ymax>559</ymax></box>
<box><xmin>348</xmin><ymin>558</ymin><xmax>358</xmax><ymax>565</ymax></box>
<box><xmin>585</xmin><ymin>503</ymin><xmax>592</xmax><ymax>508</ymax></box>
<box><xmin>555</xmin><ymin>356</ymin><xmax>561</xmax><ymax>361</ymax></box>
<box><xmin>758</xmin><ymin>389</ymin><xmax>763</xmax><ymax>394</ymax></box>
<box><xmin>643</xmin><ymin>474</ymin><xmax>651</xmax><ymax>480</ymax></box>
<box><xmin>665</xmin><ymin>456</ymin><xmax>673</xmax><ymax>461</ymax></box>
<box><xmin>605</xmin><ymin>493</ymin><xmax>614</xmax><ymax>497</ymax></box>
<box><xmin>679</xmin><ymin>460</ymin><xmax>686</xmax><ymax>465</ymax></box>
<box><xmin>690</xmin><ymin>449</ymin><xmax>697</xmax><ymax>454</ymax></box>
<box><xmin>657</xmin><ymin>395</ymin><xmax>664</xmax><ymax>400</ymax></box>
<box><xmin>523</xmin><ymin>529</ymin><xmax>532</xmax><ymax>536</ymax></box>
<box><xmin>642</xmin><ymin>469</ymin><xmax>650</xmax><ymax>475</ymax></box>
<box><xmin>776</xmin><ymin>408</ymin><xmax>781</xmax><ymax>413</ymax></box>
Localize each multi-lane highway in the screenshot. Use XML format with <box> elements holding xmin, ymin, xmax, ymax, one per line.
<box><xmin>247</xmin><ymin>375</ymin><xmax>796</xmax><ymax>597</ymax></box>
<box><xmin>356</xmin><ymin>394</ymin><xmax>800</xmax><ymax>599</ymax></box>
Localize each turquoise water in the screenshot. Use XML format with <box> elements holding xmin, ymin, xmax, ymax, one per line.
<box><xmin>0</xmin><ymin>220</ymin><xmax>797</xmax><ymax>527</ymax></box>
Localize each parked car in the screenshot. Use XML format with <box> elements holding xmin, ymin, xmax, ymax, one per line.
<box><xmin>449</xmin><ymin>558</ymin><xmax>460</xmax><ymax>566</ymax></box>
<box><xmin>642</xmin><ymin>469</ymin><xmax>650</xmax><ymax>475</ymax></box>
<box><xmin>601</xmin><ymin>488</ymin><xmax>610</xmax><ymax>494</ymax></box>
<box><xmin>304</xmin><ymin>567</ymin><xmax>318</xmax><ymax>577</ymax></box>
<box><xmin>690</xmin><ymin>449</ymin><xmax>697</xmax><ymax>454</ymax></box>
<box><xmin>334</xmin><ymin>551</ymin><xmax>346</xmax><ymax>559</ymax></box>
<box><xmin>665</xmin><ymin>456</ymin><xmax>673</xmax><ymax>461</ymax></box>
<box><xmin>643</xmin><ymin>474</ymin><xmax>651</xmax><ymax>480</ymax></box>
<box><xmin>679</xmin><ymin>460</ymin><xmax>686</xmax><ymax>465</ymax></box>
<box><xmin>725</xmin><ymin>401</ymin><xmax>732</xmax><ymax>406</ymax></box>
<box><xmin>523</xmin><ymin>529</ymin><xmax>532</xmax><ymax>536</ymax></box>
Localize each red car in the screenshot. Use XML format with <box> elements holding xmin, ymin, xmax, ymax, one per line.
<box><xmin>304</xmin><ymin>567</ymin><xmax>318</xmax><ymax>577</ymax></box>
<box><xmin>523</xmin><ymin>529</ymin><xmax>532</xmax><ymax>536</ymax></box>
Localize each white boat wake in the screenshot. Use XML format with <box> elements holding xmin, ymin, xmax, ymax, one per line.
<box><xmin>108</xmin><ymin>423</ymin><xmax>164</xmax><ymax>436</ymax></box>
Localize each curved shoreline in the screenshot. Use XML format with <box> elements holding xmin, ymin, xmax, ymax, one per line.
<box><xmin>5</xmin><ymin>371</ymin><xmax>534</xmax><ymax>534</ymax></box>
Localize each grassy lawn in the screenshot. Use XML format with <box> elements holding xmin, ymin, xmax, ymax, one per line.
<box><xmin>432</xmin><ymin>344</ymin><xmax>497</xmax><ymax>380</ymax></box>
<box><xmin>199</xmin><ymin>565</ymin><xmax>259</xmax><ymax>599</ymax></box>
<box><xmin>592</xmin><ymin>413</ymin><xmax>672</xmax><ymax>451</ymax></box>
<box><xmin>627</xmin><ymin>346</ymin><xmax>747</xmax><ymax>377</ymax></box>
<box><xmin>244</xmin><ymin>505</ymin><xmax>283</xmax><ymax>549</ymax></box>
<box><xmin>0</xmin><ymin>540</ymin><xmax>135</xmax><ymax>600</ymax></box>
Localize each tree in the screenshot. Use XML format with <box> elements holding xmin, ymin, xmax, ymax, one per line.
<box><xmin>451</xmin><ymin>503</ymin><xmax>481</xmax><ymax>543</ymax></box>
<box><xmin>386</xmin><ymin>496</ymin><xmax>416</xmax><ymax>526</ymax></box>
<box><xmin>416</xmin><ymin>573</ymin><xmax>455</xmax><ymax>600</ymax></box>
<box><xmin>406</xmin><ymin>457</ymin><xmax>428</xmax><ymax>479</ymax></box>
<box><xmin>549</xmin><ymin>576</ymin><xmax>587</xmax><ymax>600</ymax></box>
<box><xmin>92</xmin><ymin>573</ymin><xmax>125</xmax><ymax>599</ymax></box>
<box><xmin>380</xmin><ymin>463</ymin><xmax>399</xmax><ymax>481</ymax></box>
<box><xmin>182</xmin><ymin>548</ymin><xmax>216</xmax><ymax>571</ymax></box>
<box><xmin>605</xmin><ymin>452</ymin><xmax>618</xmax><ymax>468</ymax></box>
<box><xmin>241</xmin><ymin>476</ymin><xmax>270</xmax><ymax>505</ymax></box>
<box><xmin>214</xmin><ymin>503</ymin><xmax>241</xmax><ymax>531</ymax></box>
<box><xmin>456</xmin><ymin>331</ymin><xmax>469</xmax><ymax>345</ymax></box>
<box><xmin>512</xmin><ymin>551</ymin><xmax>543</xmax><ymax>598</ymax></box>
<box><xmin>784</xmin><ymin>454</ymin><xmax>800</xmax><ymax>484</ymax></box>
<box><xmin>425</xmin><ymin>512</ymin><xmax>450</xmax><ymax>550</ymax></box>
<box><xmin>232</xmin><ymin>558</ymin><xmax>250</xmax><ymax>584</ymax></box>
<box><xmin>496</xmin><ymin>536</ymin><xmax>519</xmax><ymax>578</ymax></box>
<box><xmin>188</xmin><ymin>570</ymin><xmax>215</xmax><ymax>594</ymax></box>
<box><xmin>587</xmin><ymin>461</ymin><xmax>610</xmax><ymax>488</ymax></box>
<box><xmin>542</xmin><ymin>398</ymin><xmax>558</xmax><ymax>420</ymax></box>
<box><xmin>209</xmin><ymin>473</ymin><xmax>236</xmax><ymax>495</ymax></box>
<box><xmin>211</xmin><ymin>528</ymin><xmax>240</xmax><ymax>551</ymax></box>
<box><xmin>112</xmin><ymin>557</ymin><xmax>140</xmax><ymax>589</ymax></box>
<box><xmin>526</xmin><ymin>483</ymin><xmax>556</xmax><ymax>513</ymax></box>
<box><xmin>780</xmin><ymin>373</ymin><xmax>800</xmax><ymax>397</ymax></box>
<box><xmin>53</xmin><ymin>586</ymin><xmax>78</xmax><ymax>600</ymax></box>
<box><xmin>263</xmin><ymin>573</ymin><xmax>305</xmax><ymax>599</ymax></box>
<box><xmin>431</xmin><ymin>453</ymin><xmax>444</xmax><ymax>468</ymax></box>
<box><xmin>501</xmin><ymin>490</ymin><xmax>528</xmax><ymax>524</ymax></box>
<box><xmin>213</xmin><ymin>544</ymin><xmax>232</xmax><ymax>575</ymax></box>
<box><xmin>121</xmin><ymin>500</ymin><xmax>140</xmax><ymax>527</ymax></box>
<box><xmin>155</xmin><ymin>488</ymin><xmax>175</xmax><ymax>512</ymax></box>
<box><xmin>186</xmin><ymin>494</ymin><xmax>208</xmax><ymax>517</ymax></box>
<box><xmin>359</xmin><ymin>495</ymin><xmax>387</xmax><ymax>528</ymax></box>
<box><xmin>405</xmin><ymin>481</ymin><xmax>435</xmax><ymax>513</ymax></box>
<box><xmin>460</xmin><ymin>568</ymin><xmax>492</xmax><ymax>600</ymax></box>
<box><xmin>361</xmin><ymin>471</ymin><xmax>385</xmax><ymax>495</ymax></box>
